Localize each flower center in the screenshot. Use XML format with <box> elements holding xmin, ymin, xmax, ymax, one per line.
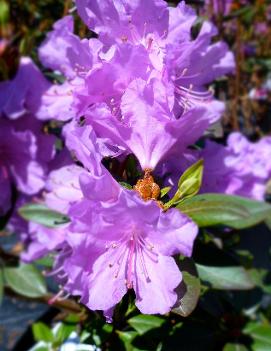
<box><xmin>107</xmin><ymin>231</ymin><xmax>158</xmax><ymax>289</ymax></box>
<box><xmin>134</xmin><ymin>169</ymin><xmax>160</xmax><ymax>201</ymax></box>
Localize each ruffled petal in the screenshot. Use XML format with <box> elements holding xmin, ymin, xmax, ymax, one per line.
<box><xmin>135</xmin><ymin>254</ymin><xmax>181</xmax><ymax>314</ymax></box>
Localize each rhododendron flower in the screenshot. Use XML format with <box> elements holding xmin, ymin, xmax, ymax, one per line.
<box><xmin>0</xmin><ymin>57</ymin><xmax>50</xmax><ymax>119</ymax></box>
<box><xmin>20</xmin><ymin>125</ymin><xmax>198</xmax><ymax>316</ymax></box>
<box><xmin>73</xmin><ymin>0</ymin><xmax>234</xmax><ymax>169</ymax></box>
<box><xmin>160</xmin><ymin>133</ymin><xmax>271</xmax><ymax>201</ymax></box>
<box><xmin>85</xmin><ymin>78</ymin><xmax>213</xmax><ymax>169</ymax></box>
<box><xmin>68</xmin><ymin>187</ymin><xmax>198</xmax><ymax>315</ymax></box>
<box><xmin>38</xmin><ymin>0</ymin><xmax>234</xmax><ymax>170</ymax></box>
<box><xmin>53</xmin><ymin>126</ymin><xmax>198</xmax><ymax>315</ymax></box>
<box><xmin>0</xmin><ymin>59</ymin><xmax>55</xmax><ymax>215</ymax></box>
<box><xmin>37</xmin><ymin>16</ymin><xmax>99</xmax><ymax>121</ymax></box>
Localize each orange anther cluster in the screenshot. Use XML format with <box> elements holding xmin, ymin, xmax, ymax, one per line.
<box><xmin>134</xmin><ymin>169</ymin><xmax>160</xmax><ymax>201</ymax></box>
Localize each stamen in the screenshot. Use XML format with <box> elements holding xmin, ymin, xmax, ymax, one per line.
<box><xmin>126</xmin><ymin>236</ymin><xmax>135</xmax><ymax>288</ymax></box>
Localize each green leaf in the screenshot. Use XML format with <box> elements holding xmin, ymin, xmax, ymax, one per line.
<box><xmin>55</xmin><ymin>323</ymin><xmax>76</xmax><ymax>344</ymax></box>
<box><xmin>177</xmin><ymin>194</ymin><xmax>271</xmax><ymax>229</ymax></box>
<box><xmin>160</xmin><ymin>187</ymin><xmax>171</xmax><ymax>198</ymax></box>
<box><xmin>32</xmin><ymin>322</ymin><xmax>54</xmax><ymax>343</ymax></box>
<box><xmin>128</xmin><ymin>315</ymin><xmax>165</xmax><ymax>335</ymax></box>
<box><xmin>0</xmin><ymin>0</ymin><xmax>9</xmax><ymax>24</ymax></box>
<box><xmin>166</xmin><ymin>160</ymin><xmax>203</xmax><ymax>208</ymax></box>
<box><xmin>196</xmin><ymin>264</ymin><xmax>255</xmax><ymax>290</ymax></box>
<box><xmin>35</xmin><ymin>255</ymin><xmax>54</xmax><ymax>268</ymax></box>
<box><xmin>172</xmin><ymin>258</ymin><xmax>201</xmax><ymax>317</ymax></box>
<box><xmin>0</xmin><ymin>269</ymin><xmax>3</xmax><ymax>305</ymax></box>
<box><xmin>117</xmin><ymin>331</ymin><xmax>138</xmax><ymax>351</ymax></box>
<box><xmin>248</xmin><ymin>269</ymin><xmax>271</xmax><ymax>294</ymax></box>
<box><xmin>119</xmin><ymin>182</ymin><xmax>133</xmax><ymax>190</ymax></box>
<box><xmin>223</xmin><ymin>343</ymin><xmax>248</xmax><ymax>351</ymax></box>
<box><xmin>18</xmin><ymin>203</ymin><xmax>70</xmax><ymax>228</ymax></box>
<box><xmin>243</xmin><ymin>322</ymin><xmax>271</xmax><ymax>351</ymax></box>
<box><xmin>4</xmin><ymin>264</ymin><xmax>47</xmax><ymax>298</ymax></box>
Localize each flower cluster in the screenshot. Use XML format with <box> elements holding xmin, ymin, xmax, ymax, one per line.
<box><xmin>4</xmin><ymin>0</ymin><xmax>271</xmax><ymax>319</ymax></box>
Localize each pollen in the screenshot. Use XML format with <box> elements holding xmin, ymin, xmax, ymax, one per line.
<box><xmin>134</xmin><ymin>169</ymin><xmax>161</xmax><ymax>201</ymax></box>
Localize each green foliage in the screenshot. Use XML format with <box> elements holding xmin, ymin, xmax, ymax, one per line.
<box><xmin>172</xmin><ymin>258</ymin><xmax>201</xmax><ymax>317</ymax></box>
<box><xmin>18</xmin><ymin>203</ymin><xmax>70</xmax><ymax>227</ymax></box>
<box><xmin>244</xmin><ymin>322</ymin><xmax>271</xmax><ymax>351</ymax></box>
<box><xmin>177</xmin><ymin>194</ymin><xmax>271</xmax><ymax>229</ymax></box>
<box><xmin>32</xmin><ymin>322</ymin><xmax>54</xmax><ymax>343</ymax></box>
<box><xmin>160</xmin><ymin>186</ymin><xmax>171</xmax><ymax>198</ymax></box>
<box><xmin>196</xmin><ymin>264</ymin><xmax>255</xmax><ymax>290</ymax></box>
<box><xmin>4</xmin><ymin>263</ymin><xmax>47</xmax><ymax>298</ymax></box>
<box><xmin>128</xmin><ymin>315</ymin><xmax>165</xmax><ymax>335</ymax></box>
<box><xmin>223</xmin><ymin>344</ymin><xmax>248</xmax><ymax>351</ymax></box>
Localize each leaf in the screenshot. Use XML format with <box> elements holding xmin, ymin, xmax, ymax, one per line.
<box><xmin>243</xmin><ymin>322</ymin><xmax>271</xmax><ymax>351</ymax></box>
<box><xmin>35</xmin><ymin>255</ymin><xmax>54</xmax><ymax>268</ymax></box>
<box><xmin>55</xmin><ymin>323</ymin><xmax>76</xmax><ymax>344</ymax></box>
<box><xmin>223</xmin><ymin>343</ymin><xmax>248</xmax><ymax>351</ymax></box>
<box><xmin>160</xmin><ymin>187</ymin><xmax>171</xmax><ymax>198</ymax></box>
<box><xmin>196</xmin><ymin>264</ymin><xmax>255</xmax><ymax>290</ymax></box>
<box><xmin>119</xmin><ymin>182</ymin><xmax>133</xmax><ymax>190</ymax></box>
<box><xmin>177</xmin><ymin>194</ymin><xmax>271</xmax><ymax>229</ymax></box>
<box><xmin>18</xmin><ymin>203</ymin><xmax>70</xmax><ymax>228</ymax></box>
<box><xmin>128</xmin><ymin>315</ymin><xmax>165</xmax><ymax>335</ymax></box>
<box><xmin>32</xmin><ymin>322</ymin><xmax>54</xmax><ymax>343</ymax></box>
<box><xmin>0</xmin><ymin>269</ymin><xmax>3</xmax><ymax>305</ymax></box>
<box><xmin>117</xmin><ymin>331</ymin><xmax>138</xmax><ymax>351</ymax></box>
<box><xmin>248</xmin><ymin>269</ymin><xmax>271</xmax><ymax>294</ymax></box>
<box><xmin>166</xmin><ymin>160</ymin><xmax>203</xmax><ymax>208</ymax></box>
<box><xmin>172</xmin><ymin>258</ymin><xmax>201</xmax><ymax>317</ymax></box>
<box><xmin>0</xmin><ymin>0</ymin><xmax>9</xmax><ymax>24</ymax></box>
<box><xmin>4</xmin><ymin>264</ymin><xmax>47</xmax><ymax>298</ymax></box>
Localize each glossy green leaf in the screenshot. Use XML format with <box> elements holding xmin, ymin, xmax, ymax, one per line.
<box><xmin>32</xmin><ymin>322</ymin><xmax>54</xmax><ymax>343</ymax></box>
<box><xmin>177</xmin><ymin>194</ymin><xmax>271</xmax><ymax>229</ymax></box>
<box><xmin>55</xmin><ymin>323</ymin><xmax>75</xmax><ymax>344</ymax></box>
<box><xmin>196</xmin><ymin>264</ymin><xmax>255</xmax><ymax>290</ymax></box>
<box><xmin>128</xmin><ymin>315</ymin><xmax>165</xmax><ymax>335</ymax></box>
<box><xmin>4</xmin><ymin>264</ymin><xmax>47</xmax><ymax>298</ymax></box>
<box><xmin>243</xmin><ymin>322</ymin><xmax>271</xmax><ymax>351</ymax></box>
<box><xmin>160</xmin><ymin>187</ymin><xmax>171</xmax><ymax>198</ymax></box>
<box><xmin>172</xmin><ymin>258</ymin><xmax>201</xmax><ymax>317</ymax></box>
<box><xmin>117</xmin><ymin>331</ymin><xmax>138</xmax><ymax>351</ymax></box>
<box><xmin>166</xmin><ymin>160</ymin><xmax>203</xmax><ymax>208</ymax></box>
<box><xmin>18</xmin><ymin>203</ymin><xmax>70</xmax><ymax>228</ymax></box>
<box><xmin>223</xmin><ymin>343</ymin><xmax>248</xmax><ymax>351</ymax></box>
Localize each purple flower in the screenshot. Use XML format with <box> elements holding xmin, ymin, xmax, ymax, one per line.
<box><xmin>59</xmin><ymin>123</ymin><xmax>197</xmax><ymax>314</ymax></box>
<box><xmin>160</xmin><ymin>133</ymin><xmax>271</xmax><ymax>201</ymax></box>
<box><xmin>70</xmin><ymin>127</ymin><xmax>197</xmax><ymax>315</ymax></box>
<box><xmin>67</xmin><ymin>188</ymin><xmax>197</xmax><ymax>315</ymax></box>
<box><xmin>85</xmin><ymin>78</ymin><xmax>213</xmax><ymax>169</ymax></box>
<box><xmin>23</xmin><ymin>124</ymin><xmax>198</xmax><ymax>316</ymax></box>
<box><xmin>38</xmin><ymin>1</ymin><xmax>234</xmax><ymax>170</ymax></box>
<box><xmin>0</xmin><ymin>58</ymin><xmax>55</xmax><ymax>215</ymax></box>
<box><xmin>37</xmin><ymin>16</ymin><xmax>99</xmax><ymax>121</ymax></box>
<box><xmin>0</xmin><ymin>57</ymin><xmax>50</xmax><ymax>119</ymax></box>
